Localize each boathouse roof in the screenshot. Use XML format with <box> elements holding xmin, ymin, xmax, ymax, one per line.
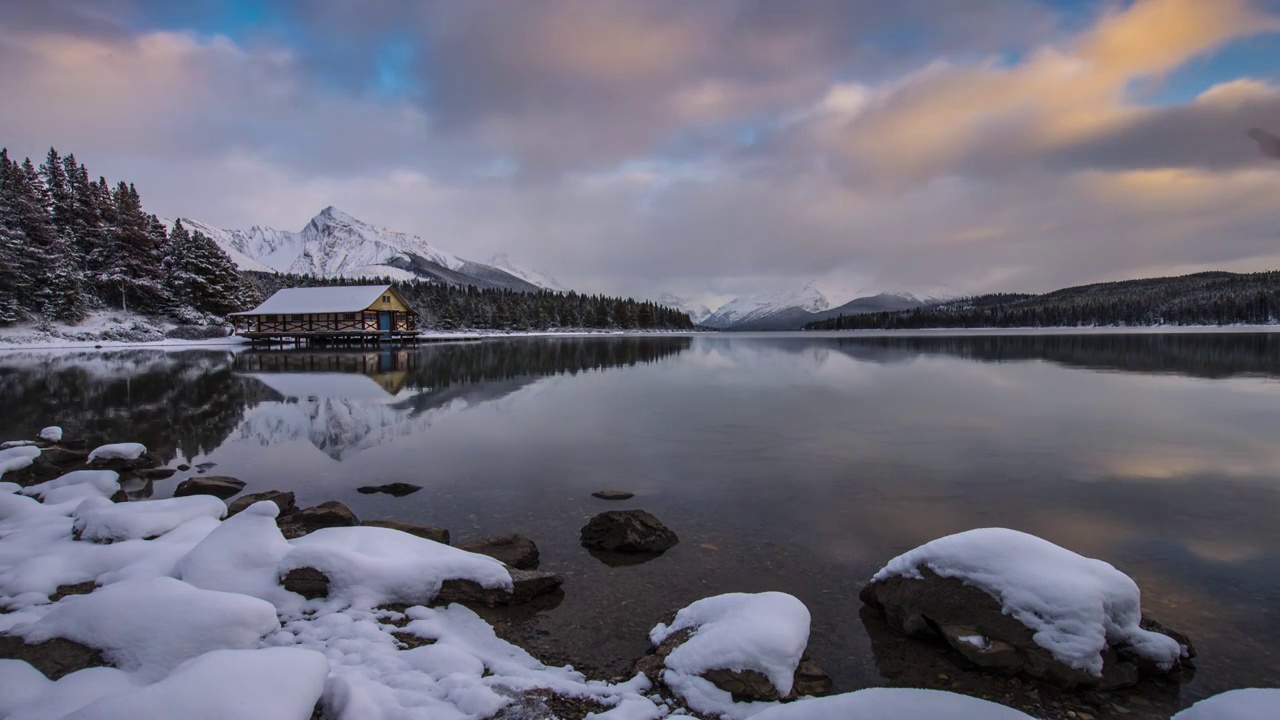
<box><xmin>230</xmin><ymin>285</ymin><xmax>411</xmax><ymax>316</ymax></box>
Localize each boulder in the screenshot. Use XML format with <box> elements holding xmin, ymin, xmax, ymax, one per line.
<box><xmin>636</xmin><ymin>626</ymin><xmax>831</xmax><ymax>702</ymax></box>
<box><xmin>859</xmin><ymin>570</ymin><xmax>1190</xmax><ymax>689</ymax></box>
<box><xmin>457</xmin><ymin>534</ymin><xmax>540</xmax><ymax>570</ymax></box>
<box><xmin>356</xmin><ymin>483</ymin><xmax>422</xmax><ymax>497</ymax></box>
<box><xmin>278</xmin><ymin>501</ymin><xmax>359</xmax><ymax>539</ymax></box>
<box><xmin>227</xmin><ymin>490</ymin><xmax>297</xmax><ymax>518</ymax></box>
<box><xmin>436</xmin><ymin>567</ymin><xmax>564</xmax><ymax>607</ymax></box>
<box><xmin>591</xmin><ymin>490</ymin><xmax>634</xmax><ymax>500</ymax></box>
<box><xmin>580</xmin><ymin>510</ymin><xmax>678</xmax><ymax>553</ymax></box>
<box><xmin>362</xmin><ymin>520</ymin><xmax>449</xmax><ymax>545</ymax></box>
<box><xmin>0</xmin><ymin>635</ymin><xmax>108</xmax><ymax>680</ymax></box>
<box><xmin>280</xmin><ymin>567</ymin><xmax>329</xmax><ymax>600</ymax></box>
<box><xmin>135</xmin><ymin>467</ymin><xmax>178</xmax><ymax>481</ymax></box>
<box><xmin>173</xmin><ymin>476</ymin><xmax>245</xmax><ymax>500</ymax></box>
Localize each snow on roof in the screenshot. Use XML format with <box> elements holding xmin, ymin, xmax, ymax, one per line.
<box><xmin>245</xmin><ymin>372</ymin><xmax>392</xmax><ymax>400</ymax></box>
<box><xmin>230</xmin><ymin>285</ymin><xmax>397</xmax><ymax>316</ymax></box>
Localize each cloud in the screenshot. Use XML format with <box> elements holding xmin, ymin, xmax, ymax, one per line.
<box><xmin>1</xmin><ymin>0</ymin><xmax>1279</xmax><ymax>302</ymax></box>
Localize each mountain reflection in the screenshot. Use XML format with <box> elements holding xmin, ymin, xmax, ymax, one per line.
<box><xmin>809</xmin><ymin>332</ymin><xmax>1280</xmax><ymax>379</ymax></box>
<box><xmin>0</xmin><ymin>337</ymin><xmax>692</xmax><ymax>463</ymax></box>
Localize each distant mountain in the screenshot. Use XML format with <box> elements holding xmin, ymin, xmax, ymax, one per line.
<box><xmin>656</xmin><ymin>294</ymin><xmax>714</xmax><ymax>324</ymax></box>
<box><xmin>488</xmin><ymin>254</ymin><xmax>566</xmax><ymax>291</ymax></box>
<box><xmin>702</xmin><ymin>284</ymin><xmax>830</xmax><ymax>330</ymax></box>
<box><xmin>173</xmin><ymin>207</ymin><xmax>543</xmax><ymax>292</ymax></box>
<box><xmin>696</xmin><ymin>285</ymin><xmax>931</xmax><ymax>330</ymax></box>
<box><xmin>806</xmin><ymin>271</ymin><xmax>1280</xmax><ymax>330</ymax></box>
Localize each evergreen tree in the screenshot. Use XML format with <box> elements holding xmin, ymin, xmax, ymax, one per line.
<box><xmin>0</xmin><ymin>149</ymin><xmax>29</xmax><ymax>323</ymax></box>
<box><xmin>164</xmin><ymin>221</ymin><xmax>249</xmax><ymax>317</ymax></box>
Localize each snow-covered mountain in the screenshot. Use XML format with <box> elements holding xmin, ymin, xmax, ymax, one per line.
<box><xmin>173</xmin><ymin>207</ymin><xmax>546</xmax><ymax>293</ymax></box>
<box><xmin>701</xmin><ymin>284</ymin><xmax>830</xmax><ymax>330</ymax></box>
<box><xmin>656</xmin><ymin>294</ymin><xmax>714</xmax><ymax>324</ymax></box>
<box><xmin>488</xmin><ymin>254</ymin><xmax>565</xmax><ymax>291</ymax></box>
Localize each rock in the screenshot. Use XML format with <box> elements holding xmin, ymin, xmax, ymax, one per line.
<box><xmin>38</xmin><ymin>447</ymin><xmax>88</xmax><ymax>466</ymax></box>
<box><xmin>279</xmin><ymin>501</ymin><xmax>359</xmax><ymax>539</ymax></box>
<box><xmin>356</xmin><ymin>483</ymin><xmax>422</xmax><ymax>497</ymax></box>
<box><xmin>591</xmin><ymin>490</ymin><xmax>634</xmax><ymax>500</ymax></box>
<box><xmin>0</xmin><ymin>635</ymin><xmax>109</xmax><ymax>680</ymax></box>
<box><xmin>176</xmin><ymin>464</ymin><xmax>190</xmax><ymax>471</ymax></box>
<box><xmin>790</xmin><ymin>657</ymin><xmax>834</xmax><ymax>698</ymax></box>
<box><xmin>135</xmin><ymin>467</ymin><xmax>178</xmax><ymax>481</ymax></box>
<box><xmin>88</xmin><ymin>451</ymin><xmax>160</xmax><ymax>474</ymax></box>
<box><xmin>859</xmin><ymin>569</ymin><xmax>1190</xmax><ymax>689</ymax></box>
<box><xmin>636</xmin><ymin>625</ymin><xmax>830</xmax><ymax>702</ymax></box>
<box><xmin>457</xmin><ymin>534</ymin><xmax>540</xmax><ymax>570</ymax></box>
<box><xmin>702</xmin><ymin>667</ymin><xmax>782</xmax><ymax>701</ymax></box>
<box><xmin>227</xmin><ymin>490</ymin><xmax>297</xmax><ymax>518</ymax></box>
<box><xmin>580</xmin><ymin>510</ymin><xmax>678</xmax><ymax>553</ymax></box>
<box><xmin>281</xmin><ymin>567</ymin><xmax>330</xmax><ymax>600</ymax></box>
<box><xmin>194</xmin><ymin>462</ymin><xmax>216</xmax><ymax>473</ymax></box>
<box><xmin>173</xmin><ymin>476</ymin><xmax>245</xmax><ymax>500</ymax></box>
<box><xmin>436</xmin><ymin>567</ymin><xmax>564</xmax><ymax>607</ymax></box>
<box><xmin>363</xmin><ymin>520</ymin><xmax>449</xmax><ymax>544</ymax></box>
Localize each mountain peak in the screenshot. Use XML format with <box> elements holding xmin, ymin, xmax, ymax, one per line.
<box><xmin>312</xmin><ymin>205</ymin><xmax>360</xmax><ymax>225</ymax></box>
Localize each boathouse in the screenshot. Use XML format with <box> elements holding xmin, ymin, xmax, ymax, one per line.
<box><xmin>230</xmin><ymin>285</ymin><xmax>418</xmax><ymax>344</ymax></box>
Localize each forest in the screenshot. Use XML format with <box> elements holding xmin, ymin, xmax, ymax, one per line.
<box><xmin>807</xmin><ymin>272</ymin><xmax>1280</xmax><ymax>330</ymax></box>
<box><xmin>0</xmin><ymin>146</ymin><xmax>694</xmax><ymax>332</ymax></box>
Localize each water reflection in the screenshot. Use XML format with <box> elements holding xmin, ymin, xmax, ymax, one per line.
<box><xmin>0</xmin><ymin>332</ymin><xmax>1277</xmax><ymax>714</ymax></box>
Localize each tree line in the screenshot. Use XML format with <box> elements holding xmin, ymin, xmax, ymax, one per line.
<box><xmin>807</xmin><ymin>272</ymin><xmax>1280</xmax><ymax>330</ymax></box>
<box><xmin>244</xmin><ymin>272</ymin><xmax>697</xmax><ymax>331</ymax></box>
<box><xmin>0</xmin><ymin>146</ymin><xmax>250</xmax><ymax>326</ymax></box>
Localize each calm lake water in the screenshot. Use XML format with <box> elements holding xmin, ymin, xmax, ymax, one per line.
<box><xmin>2</xmin><ymin>332</ymin><xmax>1278</xmax><ymax>715</ymax></box>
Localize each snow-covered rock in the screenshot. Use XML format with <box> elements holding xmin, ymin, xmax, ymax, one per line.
<box><xmin>1171</xmin><ymin>688</ymin><xmax>1280</xmax><ymax>719</ymax></box>
<box><xmin>86</xmin><ymin>443</ymin><xmax>146</xmax><ymax>464</ymax></box>
<box><xmin>862</xmin><ymin>528</ymin><xmax>1190</xmax><ymax>687</ymax></box>
<box><xmin>13</xmin><ymin>576</ymin><xmax>280</xmax><ymax>681</ymax></box>
<box><xmin>747</xmin><ymin>688</ymin><xmax>1036</xmax><ymax>719</ymax></box>
<box><xmin>38</xmin><ymin>427</ymin><xmax>63</xmax><ymax>443</ymax></box>
<box><xmin>72</xmin><ymin>495</ymin><xmax>227</xmax><ymax>543</ymax></box>
<box><xmin>0</xmin><ymin>445</ymin><xmax>41</xmax><ymax>478</ymax></box>
<box><xmin>22</xmin><ymin>471</ymin><xmax>120</xmax><ymax>506</ymax></box>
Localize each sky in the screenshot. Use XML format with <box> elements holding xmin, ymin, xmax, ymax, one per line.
<box><xmin>2</xmin><ymin>0</ymin><xmax>1279</xmax><ymax>307</ymax></box>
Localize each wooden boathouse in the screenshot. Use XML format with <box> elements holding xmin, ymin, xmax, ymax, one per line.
<box><xmin>230</xmin><ymin>285</ymin><xmax>419</xmax><ymax>345</ymax></box>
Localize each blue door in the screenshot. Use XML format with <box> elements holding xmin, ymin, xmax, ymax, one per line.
<box><xmin>378</xmin><ymin>312</ymin><xmax>393</xmax><ymax>332</ymax></box>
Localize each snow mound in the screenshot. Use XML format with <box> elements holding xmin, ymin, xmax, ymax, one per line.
<box><xmin>59</xmin><ymin>647</ymin><xmax>330</xmax><ymax>720</ymax></box>
<box><xmin>1171</xmin><ymin>689</ymin><xmax>1280</xmax><ymax>720</ymax></box>
<box><xmin>280</xmin><ymin>525</ymin><xmax>512</xmax><ymax>607</ymax></box>
<box><xmin>73</xmin><ymin>495</ymin><xmax>226</xmax><ymax>543</ymax></box>
<box><xmin>650</xmin><ymin>592</ymin><xmax>810</xmax><ymax>698</ymax></box>
<box><xmin>22</xmin><ymin>471</ymin><xmax>120</xmax><ymax>506</ymax></box>
<box><xmin>39</xmin><ymin>426</ymin><xmax>64</xmax><ymax>443</ymax></box>
<box><xmin>1</xmin><ymin>441</ymin><xmax>37</xmax><ymax>449</ymax></box>
<box><xmin>14</xmin><ymin>576</ymin><xmax>280</xmax><ymax>681</ymax></box>
<box><xmin>748</xmin><ymin>688</ymin><xmax>1036</xmax><ymax>719</ymax></box>
<box><xmin>0</xmin><ymin>445</ymin><xmax>41</xmax><ymax>478</ymax></box>
<box><xmin>872</xmin><ymin>528</ymin><xmax>1183</xmax><ymax>676</ymax></box>
<box><xmin>175</xmin><ymin>500</ymin><xmax>294</xmax><ymax>604</ymax></box>
<box><xmin>0</xmin><ymin>663</ymin><xmax>134</xmax><ymax>720</ymax></box>
<box><xmin>86</xmin><ymin>443</ymin><xmax>146</xmax><ymax>464</ymax></box>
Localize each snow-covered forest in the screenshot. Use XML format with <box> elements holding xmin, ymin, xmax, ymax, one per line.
<box><xmin>0</xmin><ymin>147</ymin><xmax>695</xmax><ymax>333</ymax></box>
<box><xmin>807</xmin><ymin>272</ymin><xmax>1280</xmax><ymax>330</ymax></box>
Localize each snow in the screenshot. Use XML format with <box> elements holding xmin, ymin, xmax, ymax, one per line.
<box><xmin>72</xmin><ymin>494</ymin><xmax>226</xmax><ymax>543</ymax></box>
<box><xmin>650</xmin><ymin>593</ymin><xmax>810</xmax><ymax>699</ymax></box>
<box><xmin>489</xmin><ymin>253</ymin><xmax>566</xmax><ymax>291</ymax></box>
<box><xmin>0</xmin><ymin>665</ymin><xmax>135</xmax><ymax>720</ymax></box>
<box><xmin>0</xmin><ymin>446</ymin><xmax>41</xmax><ymax>478</ymax></box>
<box><xmin>86</xmin><ymin>443</ymin><xmax>146</xmax><ymax>464</ymax></box>
<box><xmin>280</xmin><ymin>525</ymin><xmax>513</xmax><ymax>607</ymax></box>
<box><xmin>247</xmin><ymin>372</ymin><xmax>393</xmax><ymax>401</ymax></box>
<box><xmin>701</xmin><ymin>284</ymin><xmax>830</xmax><ymax>329</ymax></box>
<box><xmin>1171</xmin><ymin>689</ymin><xmax>1280</xmax><ymax>719</ymax></box>
<box><xmin>746</xmin><ymin>688</ymin><xmax>1036</xmax><ymax>719</ymax></box>
<box><xmin>38</xmin><ymin>427</ymin><xmax>63</xmax><ymax>442</ymax></box>
<box><xmin>57</xmin><ymin>648</ymin><xmax>329</xmax><ymax>720</ymax></box>
<box><xmin>957</xmin><ymin>634</ymin><xmax>991</xmax><ymax>651</ymax></box>
<box><xmin>13</xmin><ymin>576</ymin><xmax>280</xmax><ymax>681</ymax></box>
<box><xmin>0</xmin><ymin>441</ymin><xmax>36</xmax><ymax>449</ymax></box>
<box><xmin>871</xmin><ymin>528</ymin><xmax>1185</xmax><ymax>676</ymax></box>
<box><xmin>22</xmin><ymin>471</ymin><xmax>120</xmax><ymax>506</ymax></box>
<box><xmin>175</xmin><ymin>501</ymin><xmax>295</xmax><ymax>604</ymax></box>
<box><xmin>231</xmin><ymin>285</ymin><xmax>395</xmax><ymax>316</ymax></box>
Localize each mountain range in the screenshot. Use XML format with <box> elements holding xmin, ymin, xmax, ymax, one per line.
<box><xmin>173</xmin><ymin>207</ymin><xmax>563</xmax><ymax>294</ymax></box>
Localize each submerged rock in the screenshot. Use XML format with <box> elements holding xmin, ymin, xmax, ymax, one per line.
<box><xmin>363</xmin><ymin>520</ymin><xmax>450</xmax><ymax>544</ymax></box>
<box><xmin>173</xmin><ymin>476</ymin><xmax>245</xmax><ymax>500</ymax></box>
<box><xmin>135</xmin><ymin>467</ymin><xmax>178</xmax><ymax>481</ymax></box>
<box><xmin>278</xmin><ymin>501</ymin><xmax>359</xmax><ymax>539</ymax></box>
<box><xmin>457</xmin><ymin>534</ymin><xmax>540</xmax><ymax>569</ymax></box>
<box><xmin>356</xmin><ymin>483</ymin><xmax>422</xmax><ymax>497</ymax></box>
<box><xmin>227</xmin><ymin>490</ymin><xmax>297</xmax><ymax>518</ymax></box>
<box><xmin>591</xmin><ymin>490</ymin><xmax>634</xmax><ymax>500</ymax></box>
<box><xmin>580</xmin><ymin>510</ymin><xmax>678</xmax><ymax>553</ymax></box>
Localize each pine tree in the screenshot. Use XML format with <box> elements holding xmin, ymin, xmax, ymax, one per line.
<box><xmin>0</xmin><ymin>150</ymin><xmax>29</xmax><ymax>323</ymax></box>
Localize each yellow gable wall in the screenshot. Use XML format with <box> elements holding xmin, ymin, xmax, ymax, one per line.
<box><xmin>361</xmin><ymin>287</ymin><xmax>413</xmax><ymax>313</ymax></box>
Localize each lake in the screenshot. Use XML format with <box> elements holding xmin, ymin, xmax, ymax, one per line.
<box><xmin>2</xmin><ymin>331</ymin><xmax>1278</xmax><ymax>717</ymax></box>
